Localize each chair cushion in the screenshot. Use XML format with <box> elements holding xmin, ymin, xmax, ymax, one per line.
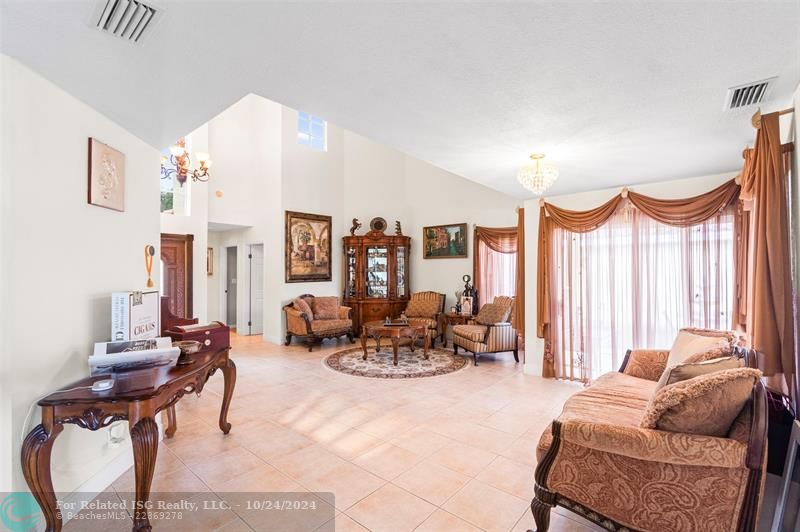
<box><xmin>682</xmin><ymin>346</ymin><xmax>733</xmax><ymax>363</ymax></box>
<box><xmin>293</xmin><ymin>297</ymin><xmax>313</xmax><ymax>317</ymax></box>
<box><xmin>407</xmin><ymin>317</ymin><xmax>438</xmax><ymax>329</ymax></box>
<box><xmin>666</xmin><ymin>330</ymin><xmax>729</xmax><ymax>367</ymax></box>
<box><xmin>475</xmin><ymin>303</ymin><xmax>510</xmax><ymax>325</ymax></box>
<box><xmin>310</xmin><ymin>296</ymin><xmax>339</xmax><ymax>320</ymax></box>
<box><xmin>406</xmin><ymin>294</ymin><xmax>441</xmax><ymax>318</ymax></box>
<box><xmin>310</xmin><ymin>319</ymin><xmax>352</xmax><ymax>334</ymax></box>
<box><xmin>641</xmin><ymin>367</ymin><xmax>761</xmax><ymax>437</ymax></box>
<box><xmin>452</xmin><ymin>324</ymin><xmax>488</xmax><ymax>342</ymax></box>
<box><xmin>655</xmin><ymin>356</ymin><xmax>741</xmax><ymax>390</ymax></box>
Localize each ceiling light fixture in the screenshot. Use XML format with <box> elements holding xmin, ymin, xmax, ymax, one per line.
<box><xmin>517</xmin><ymin>153</ymin><xmax>558</xmax><ymax>195</ymax></box>
<box><xmin>160</xmin><ymin>138</ymin><xmax>212</xmax><ymax>185</ymax></box>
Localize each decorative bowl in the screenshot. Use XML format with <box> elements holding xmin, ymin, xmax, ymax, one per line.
<box><xmin>173</xmin><ymin>340</ymin><xmax>201</xmax><ymax>365</ymax></box>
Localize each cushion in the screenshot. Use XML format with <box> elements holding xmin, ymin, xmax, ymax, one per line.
<box><xmin>666</xmin><ymin>330</ymin><xmax>729</xmax><ymax>367</ymax></box>
<box><xmin>293</xmin><ymin>297</ymin><xmax>313</xmax><ymax>318</ymax></box>
<box><xmin>680</xmin><ymin>327</ymin><xmax>740</xmax><ymax>348</ymax></box>
<box><xmin>655</xmin><ymin>356</ymin><xmax>741</xmax><ymax>391</ymax></box>
<box><xmin>683</xmin><ymin>346</ymin><xmax>733</xmax><ymax>364</ymax></box>
<box><xmin>640</xmin><ymin>367</ymin><xmax>761</xmax><ymax>437</ymax></box>
<box><xmin>407</xmin><ymin>317</ymin><xmax>438</xmax><ymax>329</ymax></box>
<box><xmin>310</xmin><ymin>319</ymin><xmax>352</xmax><ymax>334</ymax></box>
<box><xmin>475</xmin><ymin>303</ymin><xmax>511</xmax><ymax>325</ymax></box>
<box><xmin>405</xmin><ymin>295</ymin><xmax>441</xmax><ymax>318</ymax></box>
<box><xmin>310</xmin><ymin>296</ymin><xmax>339</xmax><ymax>320</ymax></box>
<box><xmin>452</xmin><ymin>324</ymin><xmax>488</xmax><ymax>342</ymax></box>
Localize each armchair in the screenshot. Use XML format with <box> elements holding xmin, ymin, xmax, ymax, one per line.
<box><xmin>404</xmin><ymin>291</ymin><xmax>446</xmax><ymax>346</ymax></box>
<box><xmin>283</xmin><ymin>294</ymin><xmax>355</xmax><ymax>351</ymax></box>
<box><xmin>452</xmin><ymin>296</ymin><xmax>518</xmax><ymax>365</ymax></box>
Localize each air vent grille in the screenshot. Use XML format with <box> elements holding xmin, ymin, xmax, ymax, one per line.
<box><xmin>724</xmin><ymin>77</ymin><xmax>777</xmax><ymax>111</ymax></box>
<box><xmin>95</xmin><ymin>0</ymin><xmax>158</xmax><ymax>44</ymax></box>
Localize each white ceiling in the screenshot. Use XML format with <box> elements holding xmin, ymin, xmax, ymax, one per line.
<box><xmin>2</xmin><ymin>1</ymin><xmax>798</xmax><ymax>197</ymax></box>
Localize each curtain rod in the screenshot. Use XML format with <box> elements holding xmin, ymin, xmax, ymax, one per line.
<box><xmin>751</xmin><ymin>107</ymin><xmax>794</xmax><ymax>129</ymax></box>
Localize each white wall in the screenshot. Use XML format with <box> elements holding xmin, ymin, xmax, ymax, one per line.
<box><xmin>0</xmin><ymin>55</ymin><xmax>160</xmax><ymax>492</ymax></box>
<box><xmin>522</xmin><ymin>171</ymin><xmax>739</xmax><ymax>375</ymax></box>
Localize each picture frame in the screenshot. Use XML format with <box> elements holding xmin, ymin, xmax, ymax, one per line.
<box><xmin>460</xmin><ymin>296</ymin><xmax>474</xmax><ymax>316</ymax></box>
<box><xmin>207</xmin><ymin>247</ymin><xmax>214</xmax><ymax>276</ymax></box>
<box><xmin>88</xmin><ymin>137</ymin><xmax>125</xmax><ymax>211</ymax></box>
<box><xmin>285</xmin><ymin>211</ymin><xmax>332</xmax><ymax>283</ymax></box>
<box><xmin>423</xmin><ymin>223</ymin><xmax>468</xmax><ymax>259</ymax></box>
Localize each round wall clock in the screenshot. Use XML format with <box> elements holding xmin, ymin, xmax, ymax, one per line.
<box><xmin>370</xmin><ymin>217</ymin><xmax>388</xmax><ymax>233</ymax></box>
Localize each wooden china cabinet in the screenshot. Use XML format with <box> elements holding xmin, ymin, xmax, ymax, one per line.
<box><xmin>343</xmin><ymin>220</ymin><xmax>411</xmax><ymax>334</ymax></box>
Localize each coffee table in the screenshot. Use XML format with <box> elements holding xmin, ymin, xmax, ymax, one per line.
<box><xmin>361</xmin><ymin>320</ymin><xmax>430</xmax><ymax>366</ymax></box>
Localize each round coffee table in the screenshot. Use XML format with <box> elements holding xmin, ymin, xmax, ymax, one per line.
<box><xmin>361</xmin><ymin>320</ymin><xmax>430</xmax><ymax>366</ymax></box>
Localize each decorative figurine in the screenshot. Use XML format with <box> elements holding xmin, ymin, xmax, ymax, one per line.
<box><xmin>395</xmin><ymin>221</ymin><xmax>403</xmax><ymax>235</ymax></box>
<box><xmin>144</xmin><ymin>245</ymin><xmax>155</xmax><ymax>288</ymax></box>
<box><xmin>350</xmin><ymin>218</ymin><xmax>362</xmax><ymax>236</ymax></box>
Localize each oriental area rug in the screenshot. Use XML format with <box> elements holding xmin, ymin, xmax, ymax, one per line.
<box><xmin>324</xmin><ymin>345</ymin><xmax>468</xmax><ymax>379</ymax></box>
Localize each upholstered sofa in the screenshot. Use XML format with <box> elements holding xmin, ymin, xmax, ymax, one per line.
<box><xmin>283</xmin><ymin>294</ymin><xmax>355</xmax><ymax>351</ymax></box>
<box><xmin>404</xmin><ymin>291</ymin><xmax>446</xmax><ymax>346</ymax></box>
<box><xmin>452</xmin><ymin>295</ymin><xmax>518</xmax><ymax>365</ymax></box>
<box><xmin>530</xmin><ymin>334</ymin><xmax>767</xmax><ymax>532</ymax></box>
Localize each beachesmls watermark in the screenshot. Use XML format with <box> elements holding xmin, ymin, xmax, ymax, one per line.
<box><xmin>0</xmin><ymin>491</ymin><xmax>335</xmax><ymax>531</ymax></box>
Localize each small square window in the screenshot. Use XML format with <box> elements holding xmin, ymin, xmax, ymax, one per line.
<box><xmin>298</xmin><ymin>111</ymin><xmax>327</xmax><ymax>151</ymax></box>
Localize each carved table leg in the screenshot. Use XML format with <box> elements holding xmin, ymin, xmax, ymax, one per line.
<box><xmin>375</xmin><ymin>336</ymin><xmax>382</xmax><ymax>354</ymax></box>
<box><xmin>361</xmin><ymin>329</ymin><xmax>368</xmax><ymax>361</ymax></box>
<box><xmin>130</xmin><ymin>417</ymin><xmax>159</xmax><ymax>532</ymax></box>
<box><xmin>424</xmin><ymin>331</ymin><xmax>430</xmax><ymax>360</ymax></box>
<box><xmin>219</xmin><ymin>358</ymin><xmax>237</xmax><ymax>434</ymax></box>
<box><xmin>164</xmin><ymin>405</ymin><xmax>177</xmax><ymax>439</ymax></box>
<box><xmin>391</xmin><ymin>337</ymin><xmax>399</xmax><ymax>366</ymax></box>
<box><xmin>21</xmin><ymin>422</ymin><xmax>64</xmax><ymax>532</ymax></box>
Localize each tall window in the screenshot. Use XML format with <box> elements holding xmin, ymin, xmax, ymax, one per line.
<box><xmin>476</xmin><ymin>239</ymin><xmax>517</xmax><ymax>305</ymax></box>
<box><xmin>549</xmin><ymin>203</ymin><xmax>735</xmax><ymax>382</ymax></box>
<box><xmin>297</xmin><ymin>112</ymin><xmax>326</xmax><ymax>151</ymax></box>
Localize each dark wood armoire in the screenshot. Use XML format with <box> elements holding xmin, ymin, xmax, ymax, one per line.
<box><xmin>343</xmin><ymin>226</ymin><xmax>411</xmax><ymax>334</ymax></box>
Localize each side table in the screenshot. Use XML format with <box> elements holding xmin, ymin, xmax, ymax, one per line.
<box><xmin>442</xmin><ymin>312</ymin><xmax>473</xmax><ymax>348</ymax></box>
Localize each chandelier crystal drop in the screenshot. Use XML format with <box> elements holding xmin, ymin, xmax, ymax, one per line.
<box><xmin>517</xmin><ymin>153</ymin><xmax>558</xmax><ymax>195</ymax></box>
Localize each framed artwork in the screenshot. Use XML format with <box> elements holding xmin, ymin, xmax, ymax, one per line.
<box><xmin>460</xmin><ymin>296</ymin><xmax>474</xmax><ymax>316</ymax></box>
<box><xmin>207</xmin><ymin>247</ymin><xmax>214</xmax><ymax>276</ymax></box>
<box><xmin>285</xmin><ymin>211</ymin><xmax>332</xmax><ymax>282</ymax></box>
<box><xmin>423</xmin><ymin>223</ymin><xmax>468</xmax><ymax>259</ymax></box>
<box><xmin>88</xmin><ymin>137</ymin><xmax>125</xmax><ymax>211</ymax></box>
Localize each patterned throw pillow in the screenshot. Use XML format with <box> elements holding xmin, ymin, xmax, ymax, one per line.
<box><xmin>475</xmin><ymin>303</ymin><xmax>511</xmax><ymax>326</ymax></box>
<box><xmin>310</xmin><ymin>296</ymin><xmax>339</xmax><ymax>320</ymax></box>
<box><xmin>654</xmin><ymin>356</ymin><xmax>741</xmax><ymax>391</ymax></box>
<box><xmin>666</xmin><ymin>330</ymin><xmax>729</xmax><ymax>367</ymax></box>
<box><xmin>405</xmin><ymin>296</ymin><xmax>441</xmax><ymax>318</ymax></box>
<box><xmin>683</xmin><ymin>346</ymin><xmax>733</xmax><ymax>364</ymax></box>
<box><xmin>293</xmin><ymin>297</ymin><xmax>313</xmax><ymax>318</ymax></box>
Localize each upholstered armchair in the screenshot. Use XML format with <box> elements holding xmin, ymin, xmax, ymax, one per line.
<box><xmin>452</xmin><ymin>296</ymin><xmax>518</xmax><ymax>365</ymax></box>
<box><xmin>404</xmin><ymin>291</ymin><xmax>446</xmax><ymax>346</ymax></box>
<box><xmin>283</xmin><ymin>294</ymin><xmax>355</xmax><ymax>351</ymax></box>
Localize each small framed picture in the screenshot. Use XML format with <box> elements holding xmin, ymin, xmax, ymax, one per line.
<box><xmin>460</xmin><ymin>296</ymin><xmax>473</xmax><ymax>316</ymax></box>
<box><xmin>88</xmin><ymin>137</ymin><xmax>125</xmax><ymax>211</ymax></box>
<box><xmin>207</xmin><ymin>247</ymin><xmax>214</xmax><ymax>276</ymax></box>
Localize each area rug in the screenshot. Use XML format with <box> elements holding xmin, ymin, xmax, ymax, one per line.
<box><xmin>324</xmin><ymin>345</ymin><xmax>468</xmax><ymax>379</ymax></box>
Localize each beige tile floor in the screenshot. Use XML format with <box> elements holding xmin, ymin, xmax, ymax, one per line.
<box><xmin>70</xmin><ymin>333</ymin><xmax>602</xmax><ymax>532</ymax></box>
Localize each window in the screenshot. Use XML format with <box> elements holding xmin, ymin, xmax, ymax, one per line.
<box><xmin>297</xmin><ymin>111</ymin><xmax>326</xmax><ymax>151</ymax></box>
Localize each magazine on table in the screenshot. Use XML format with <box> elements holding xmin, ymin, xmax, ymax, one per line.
<box><xmin>90</xmin><ymin>337</ymin><xmax>180</xmax><ymax>375</ymax></box>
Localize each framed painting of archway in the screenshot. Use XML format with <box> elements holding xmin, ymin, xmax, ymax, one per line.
<box><xmin>285</xmin><ymin>211</ymin><xmax>332</xmax><ymax>282</ymax></box>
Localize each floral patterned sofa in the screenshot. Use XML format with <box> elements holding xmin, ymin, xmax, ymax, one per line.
<box><xmin>283</xmin><ymin>294</ymin><xmax>354</xmax><ymax>351</ymax></box>
<box><xmin>530</xmin><ymin>329</ymin><xmax>767</xmax><ymax>532</ymax></box>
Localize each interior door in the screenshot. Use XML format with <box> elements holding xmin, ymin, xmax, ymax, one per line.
<box><xmin>249</xmin><ymin>244</ymin><xmax>264</xmax><ymax>335</ymax></box>
<box><xmin>160</xmin><ymin>233</ymin><xmax>193</xmax><ymax>318</ymax></box>
<box><xmin>226</xmin><ymin>247</ymin><xmax>237</xmax><ymax>328</ymax></box>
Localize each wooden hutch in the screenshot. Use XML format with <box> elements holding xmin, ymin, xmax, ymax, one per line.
<box><xmin>343</xmin><ymin>219</ymin><xmax>411</xmax><ymax>333</ymax></box>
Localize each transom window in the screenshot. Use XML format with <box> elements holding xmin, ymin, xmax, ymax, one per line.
<box><xmin>297</xmin><ymin>112</ymin><xmax>326</xmax><ymax>151</ymax></box>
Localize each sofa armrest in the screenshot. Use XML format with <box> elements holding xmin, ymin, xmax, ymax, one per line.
<box><xmin>338</xmin><ymin>306</ymin><xmax>352</xmax><ymax>320</ymax></box>
<box><xmin>619</xmin><ymin>348</ymin><xmax>669</xmax><ymax>381</ymax></box>
<box><xmin>285</xmin><ymin>306</ymin><xmax>312</xmax><ymax>334</ymax></box>
<box><xmin>559</xmin><ymin>419</ymin><xmax>747</xmax><ymax>468</ymax></box>
<box><xmin>486</xmin><ymin>322</ymin><xmax>517</xmax><ymax>351</ymax></box>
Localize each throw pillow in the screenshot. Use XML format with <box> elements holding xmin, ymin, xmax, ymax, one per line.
<box><xmin>405</xmin><ymin>296</ymin><xmax>441</xmax><ymax>318</ymax></box>
<box><xmin>641</xmin><ymin>367</ymin><xmax>761</xmax><ymax>437</ymax></box>
<box><xmin>310</xmin><ymin>296</ymin><xmax>339</xmax><ymax>320</ymax></box>
<box><xmin>293</xmin><ymin>297</ymin><xmax>314</xmax><ymax>318</ymax></box>
<box><xmin>475</xmin><ymin>303</ymin><xmax>511</xmax><ymax>326</ymax></box>
<box><xmin>683</xmin><ymin>346</ymin><xmax>733</xmax><ymax>364</ymax></box>
<box><xmin>655</xmin><ymin>356</ymin><xmax>741</xmax><ymax>391</ymax></box>
<box><xmin>666</xmin><ymin>330</ymin><xmax>729</xmax><ymax>367</ymax></box>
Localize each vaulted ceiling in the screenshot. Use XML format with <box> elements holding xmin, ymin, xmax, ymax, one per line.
<box><xmin>2</xmin><ymin>1</ymin><xmax>798</xmax><ymax>197</ymax></box>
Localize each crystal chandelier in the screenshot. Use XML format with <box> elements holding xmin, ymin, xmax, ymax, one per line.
<box><xmin>517</xmin><ymin>153</ymin><xmax>558</xmax><ymax>195</ymax></box>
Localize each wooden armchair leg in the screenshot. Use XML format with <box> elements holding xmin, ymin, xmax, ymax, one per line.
<box><xmin>529</xmin><ymin>485</ymin><xmax>556</xmax><ymax>532</ymax></box>
<box><xmin>285</xmin><ymin>333</ymin><xmax>292</xmax><ymax>346</ymax></box>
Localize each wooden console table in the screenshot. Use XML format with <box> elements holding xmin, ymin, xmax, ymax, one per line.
<box><xmin>21</xmin><ymin>347</ymin><xmax>236</xmax><ymax>532</ymax></box>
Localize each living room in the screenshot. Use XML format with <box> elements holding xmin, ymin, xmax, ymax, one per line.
<box><xmin>2</xmin><ymin>2</ymin><xmax>800</xmax><ymax>532</ymax></box>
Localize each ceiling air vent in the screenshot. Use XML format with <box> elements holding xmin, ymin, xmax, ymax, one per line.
<box><xmin>94</xmin><ymin>0</ymin><xmax>159</xmax><ymax>44</ymax></box>
<box><xmin>723</xmin><ymin>77</ymin><xmax>777</xmax><ymax>111</ymax></box>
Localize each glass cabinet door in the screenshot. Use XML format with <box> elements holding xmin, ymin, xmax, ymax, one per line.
<box><xmin>396</xmin><ymin>246</ymin><xmax>407</xmax><ymax>298</ymax></box>
<box><xmin>345</xmin><ymin>246</ymin><xmax>357</xmax><ymax>298</ymax></box>
<box><xmin>366</xmin><ymin>246</ymin><xmax>389</xmax><ymax>298</ymax></box>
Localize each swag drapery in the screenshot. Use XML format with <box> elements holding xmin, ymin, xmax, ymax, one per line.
<box><xmin>537</xmin><ymin>111</ymin><xmax>795</xmax><ymax>389</ymax></box>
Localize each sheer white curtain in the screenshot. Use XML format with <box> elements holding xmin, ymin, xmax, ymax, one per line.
<box><xmin>476</xmin><ymin>239</ymin><xmax>517</xmax><ymax>306</ymax></box>
<box><xmin>549</xmin><ymin>202</ymin><xmax>735</xmax><ymax>382</ymax></box>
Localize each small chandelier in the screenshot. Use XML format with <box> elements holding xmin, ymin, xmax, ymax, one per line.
<box><xmin>517</xmin><ymin>153</ymin><xmax>558</xmax><ymax>195</ymax></box>
<box><xmin>160</xmin><ymin>137</ymin><xmax>212</xmax><ymax>186</ymax></box>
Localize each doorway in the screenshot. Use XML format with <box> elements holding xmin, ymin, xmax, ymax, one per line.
<box><xmin>225</xmin><ymin>247</ymin><xmax>237</xmax><ymax>329</ymax></box>
<box><xmin>160</xmin><ymin>233</ymin><xmax>193</xmax><ymax>318</ymax></box>
<box><xmin>248</xmin><ymin>244</ymin><xmax>264</xmax><ymax>336</ymax></box>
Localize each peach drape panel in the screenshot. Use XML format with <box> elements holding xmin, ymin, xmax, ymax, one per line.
<box><xmin>516</xmin><ymin>209</ymin><xmax>526</xmax><ymax>342</ymax></box>
<box><xmin>474</xmin><ymin>226</ymin><xmax>518</xmax><ymax>311</ymax></box>
<box><xmin>537</xmin><ymin>181</ymin><xmax>740</xmax><ymax>379</ymax></box>
<box><xmin>737</xmin><ymin>111</ymin><xmax>795</xmax><ymax>386</ymax></box>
